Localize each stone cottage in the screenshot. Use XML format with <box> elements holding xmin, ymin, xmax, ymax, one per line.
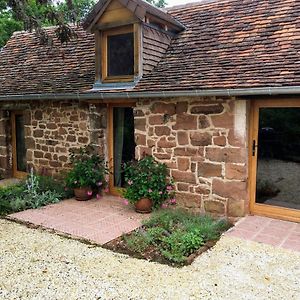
<box><xmin>0</xmin><ymin>0</ymin><xmax>299</xmax><ymax>221</ymax></box>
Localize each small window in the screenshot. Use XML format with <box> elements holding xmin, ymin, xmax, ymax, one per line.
<box><xmin>102</xmin><ymin>25</ymin><xmax>138</xmax><ymax>83</ymax></box>
<box><xmin>107</xmin><ymin>32</ymin><xmax>134</xmax><ymax>76</ymax></box>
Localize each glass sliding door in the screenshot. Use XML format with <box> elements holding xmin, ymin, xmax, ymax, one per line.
<box><xmin>11</xmin><ymin>111</ymin><xmax>27</xmax><ymax>178</ymax></box>
<box><xmin>109</xmin><ymin>105</ymin><xmax>136</xmax><ymax>193</ymax></box>
<box><xmin>250</xmin><ymin>100</ymin><xmax>300</xmax><ymax>222</ymax></box>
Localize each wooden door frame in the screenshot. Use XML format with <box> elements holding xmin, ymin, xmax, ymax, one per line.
<box><xmin>11</xmin><ymin>111</ymin><xmax>27</xmax><ymax>179</ymax></box>
<box><xmin>249</xmin><ymin>98</ymin><xmax>300</xmax><ymax>222</ymax></box>
<box><xmin>107</xmin><ymin>102</ymin><xmax>136</xmax><ymax>196</ymax></box>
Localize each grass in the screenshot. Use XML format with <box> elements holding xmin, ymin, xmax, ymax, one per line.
<box><xmin>122</xmin><ymin>209</ymin><xmax>231</xmax><ymax>265</ymax></box>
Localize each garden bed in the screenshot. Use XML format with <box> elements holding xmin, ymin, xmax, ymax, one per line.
<box><xmin>104</xmin><ymin>209</ymin><xmax>231</xmax><ymax>267</ymax></box>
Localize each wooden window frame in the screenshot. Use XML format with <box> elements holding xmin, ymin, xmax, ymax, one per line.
<box><xmin>101</xmin><ymin>24</ymin><xmax>140</xmax><ymax>83</ymax></box>
<box><xmin>107</xmin><ymin>102</ymin><xmax>136</xmax><ymax>196</ymax></box>
<box><xmin>249</xmin><ymin>98</ymin><xmax>300</xmax><ymax>222</ymax></box>
<box><xmin>11</xmin><ymin>111</ymin><xmax>27</xmax><ymax>179</ymax></box>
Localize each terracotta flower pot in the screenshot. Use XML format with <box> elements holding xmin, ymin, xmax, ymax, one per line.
<box><xmin>134</xmin><ymin>198</ymin><xmax>152</xmax><ymax>214</ymax></box>
<box><xmin>74</xmin><ymin>187</ymin><xmax>93</xmax><ymax>201</ymax></box>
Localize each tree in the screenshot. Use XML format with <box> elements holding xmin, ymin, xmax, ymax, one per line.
<box><xmin>146</xmin><ymin>0</ymin><xmax>167</xmax><ymax>8</ymax></box>
<box><xmin>0</xmin><ymin>0</ymin><xmax>167</xmax><ymax>48</ymax></box>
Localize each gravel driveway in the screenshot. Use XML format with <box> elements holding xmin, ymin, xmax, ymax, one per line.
<box><xmin>0</xmin><ymin>219</ymin><xmax>299</xmax><ymax>300</ymax></box>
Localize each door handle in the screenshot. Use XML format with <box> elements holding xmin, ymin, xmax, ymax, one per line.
<box><xmin>252</xmin><ymin>140</ymin><xmax>258</xmax><ymax>156</ymax></box>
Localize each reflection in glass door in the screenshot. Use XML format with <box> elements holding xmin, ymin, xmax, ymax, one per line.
<box><xmin>110</xmin><ymin>106</ymin><xmax>135</xmax><ymax>193</ymax></box>
<box><xmin>12</xmin><ymin>111</ymin><xmax>27</xmax><ymax>177</ymax></box>
<box><xmin>251</xmin><ymin>101</ymin><xmax>300</xmax><ymax>221</ymax></box>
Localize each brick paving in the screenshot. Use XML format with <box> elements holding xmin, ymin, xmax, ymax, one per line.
<box><xmin>8</xmin><ymin>199</ymin><xmax>299</xmax><ymax>252</ymax></box>
<box><xmin>8</xmin><ymin>196</ymin><xmax>148</xmax><ymax>245</ymax></box>
<box><xmin>225</xmin><ymin>215</ymin><xmax>300</xmax><ymax>252</ymax></box>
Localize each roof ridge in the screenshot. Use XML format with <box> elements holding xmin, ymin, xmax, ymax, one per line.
<box><xmin>166</xmin><ymin>0</ymin><xmax>220</xmax><ymax>11</ymax></box>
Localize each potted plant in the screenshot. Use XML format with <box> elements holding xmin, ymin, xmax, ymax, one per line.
<box><xmin>123</xmin><ymin>156</ymin><xmax>176</xmax><ymax>213</ymax></box>
<box><xmin>65</xmin><ymin>146</ymin><xmax>108</xmax><ymax>201</ymax></box>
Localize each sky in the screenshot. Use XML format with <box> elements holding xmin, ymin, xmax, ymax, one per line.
<box><xmin>166</xmin><ymin>0</ymin><xmax>200</xmax><ymax>7</ymax></box>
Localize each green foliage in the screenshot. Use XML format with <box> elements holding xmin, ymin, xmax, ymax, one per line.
<box><xmin>0</xmin><ymin>0</ymin><xmax>96</xmax><ymax>47</ymax></box>
<box><xmin>123</xmin><ymin>156</ymin><xmax>175</xmax><ymax>209</ymax></box>
<box><xmin>123</xmin><ymin>209</ymin><xmax>231</xmax><ymax>264</ymax></box>
<box><xmin>56</xmin><ymin>0</ymin><xmax>96</xmax><ymax>23</ymax></box>
<box><xmin>0</xmin><ymin>11</ymin><xmax>22</xmax><ymax>48</ymax></box>
<box><xmin>146</xmin><ymin>0</ymin><xmax>167</xmax><ymax>8</ymax></box>
<box><xmin>0</xmin><ymin>171</ymin><xmax>69</xmax><ymax>215</ymax></box>
<box><xmin>65</xmin><ymin>145</ymin><xmax>108</xmax><ymax>190</ymax></box>
<box><xmin>122</xmin><ymin>231</ymin><xmax>151</xmax><ymax>254</ymax></box>
<box><xmin>0</xmin><ymin>184</ymin><xmax>25</xmax><ymax>214</ymax></box>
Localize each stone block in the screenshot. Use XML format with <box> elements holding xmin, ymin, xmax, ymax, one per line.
<box><xmin>211</xmin><ymin>112</ymin><xmax>233</xmax><ymax>128</ymax></box>
<box><xmin>175</xmin><ymin>192</ymin><xmax>201</xmax><ymax>211</ymax></box>
<box><xmin>225</xmin><ymin>163</ymin><xmax>247</xmax><ymax>180</ymax></box>
<box><xmin>153</xmin><ymin>153</ymin><xmax>171</xmax><ymax>160</ymax></box>
<box><xmin>206</xmin><ymin>147</ymin><xmax>246</xmax><ymax>163</ymax></box>
<box><xmin>213</xmin><ymin>136</ymin><xmax>226</xmax><ymax>146</ymax></box>
<box><xmin>177</xmin><ymin>183</ymin><xmax>190</xmax><ymax>191</ymax></box>
<box><xmin>177</xmin><ymin>157</ymin><xmax>190</xmax><ymax>171</ymax></box>
<box><xmin>78</xmin><ymin>136</ymin><xmax>89</xmax><ymax>144</ymax></box>
<box><xmin>198</xmin><ymin>115</ymin><xmax>210</xmax><ymax>128</ymax></box>
<box><xmin>198</xmin><ymin>162</ymin><xmax>222</xmax><ymax>177</ymax></box>
<box><xmin>204</xmin><ymin>200</ymin><xmax>225</xmax><ymax>215</ymax></box>
<box><xmin>176</xmin><ymin>102</ymin><xmax>188</xmax><ymax>114</ymax></box>
<box><xmin>157</xmin><ymin>137</ymin><xmax>176</xmax><ymax>148</ymax></box>
<box><xmin>194</xmin><ymin>186</ymin><xmax>210</xmax><ymax>195</ymax></box>
<box><xmin>33</xmin><ymin>129</ymin><xmax>43</xmax><ymax>138</ymax></box>
<box><xmin>174</xmin><ymin>147</ymin><xmax>197</xmax><ymax>157</ymax></box>
<box><xmin>212</xmin><ymin>179</ymin><xmax>247</xmax><ymax>201</ymax></box>
<box><xmin>177</xmin><ymin>131</ymin><xmax>189</xmax><ymax>145</ymax></box>
<box><xmin>155</xmin><ymin>126</ymin><xmax>171</xmax><ymax>136</ymax></box>
<box><xmin>171</xmin><ymin>170</ymin><xmax>196</xmax><ymax>184</ymax></box>
<box><xmin>191</xmin><ymin>104</ymin><xmax>224</xmax><ymax>114</ymax></box>
<box><xmin>149</xmin><ymin>115</ymin><xmax>164</xmax><ymax>125</ymax></box>
<box><xmin>173</xmin><ymin>114</ymin><xmax>197</xmax><ymax>130</ymax></box>
<box><xmin>135</xmin><ymin>133</ymin><xmax>146</xmax><ymax>146</ymax></box>
<box><xmin>134</xmin><ymin>118</ymin><xmax>146</xmax><ymax>131</ymax></box>
<box><xmin>151</xmin><ymin>102</ymin><xmax>176</xmax><ymax>115</ymax></box>
<box><xmin>227</xmin><ymin>199</ymin><xmax>245</xmax><ymax>217</ymax></box>
<box><xmin>190</xmin><ymin>132</ymin><xmax>212</xmax><ymax>146</ymax></box>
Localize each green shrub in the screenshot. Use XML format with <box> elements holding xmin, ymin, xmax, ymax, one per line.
<box><xmin>65</xmin><ymin>146</ymin><xmax>108</xmax><ymax>190</ymax></box>
<box><xmin>0</xmin><ymin>171</ymin><xmax>69</xmax><ymax>215</ymax></box>
<box><xmin>123</xmin><ymin>209</ymin><xmax>231</xmax><ymax>264</ymax></box>
<box><xmin>37</xmin><ymin>175</ymin><xmax>73</xmax><ymax>198</ymax></box>
<box><xmin>122</xmin><ymin>231</ymin><xmax>150</xmax><ymax>254</ymax></box>
<box><xmin>123</xmin><ymin>156</ymin><xmax>176</xmax><ymax>209</ymax></box>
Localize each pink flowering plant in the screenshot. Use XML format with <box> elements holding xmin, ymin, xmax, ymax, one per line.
<box><xmin>123</xmin><ymin>156</ymin><xmax>176</xmax><ymax>209</ymax></box>
<box><xmin>65</xmin><ymin>146</ymin><xmax>108</xmax><ymax>192</ymax></box>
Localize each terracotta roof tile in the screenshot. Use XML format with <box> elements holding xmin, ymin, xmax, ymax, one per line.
<box><xmin>136</xmin><ymin>0</ymin><xmax>300</xmax><ymax>91</ymax></box>
<box><xmin>0</xmin><ymin>27</ymin><xmax>95</xmax><ymax>96</ymax></box>
<box><xmin>0</xmin><ymin>0</ymin><xmax>299</xmax><ymax>97</ymax></box>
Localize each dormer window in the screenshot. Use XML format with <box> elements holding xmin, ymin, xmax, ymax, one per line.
<box><xmin>101</xmin><ymin>25</ymin><xmax>137</xmax><ymax>83</ymax></box>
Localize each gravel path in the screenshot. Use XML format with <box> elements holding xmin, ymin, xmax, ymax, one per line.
<box><xmin>0</xmin><ymin>219</ymin><xmax>299</xmax><ymax>300</ymax></box>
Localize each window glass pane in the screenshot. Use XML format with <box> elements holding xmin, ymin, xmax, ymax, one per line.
<box><xmin>255</xmin><ymin>108</ymin><xmax>300</xmax><ymax>210</ymax></box>
<box><xmin>113</xmin><ymin>107</ymin><xmax>135</xmax><ymax>187</ymax></box>
<box><xmin>107</xmin><ymin>32</ymin><xmax>134</xmax><ymax>76</ymax></box>
<box><xmin>15</xmin><ymin>114</ymin><xmax>27</xmax><ymax>172</ymax></box>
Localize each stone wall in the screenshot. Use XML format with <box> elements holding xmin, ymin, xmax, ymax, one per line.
<box><xmin>0</xmin><ymin>100</ymin><xmax>107</xmax><ymax>177</ymax></box>
<box><xmin>134</xmin><ymin>97</ymin><xmax>249</xmax><ymax>218</ymax></box>
<box><xmin>0</xmin><ymin>110</ymin><xmax>11</xmax><ymax>177</ymax></box>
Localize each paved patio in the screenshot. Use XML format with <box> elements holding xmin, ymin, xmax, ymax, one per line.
<box><xmin>8</xmin><ymin>197</ymin><xmax>300</xmax><ymax>252</ymax></box>
<box><xmin>8</xmin><ymin>196</ymin><xmax>148</xmax><ymax>245</ymax></box>
<box><xmin>225</xmin><ymin>215</ymin><xmax>300</xmax><ymax>252</ymax></box>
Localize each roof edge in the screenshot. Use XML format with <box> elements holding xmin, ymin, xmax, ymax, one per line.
<box><xmin>1</xmin><ymin>86</ymin><xmax>300</xmax><ymax>102</ymax></box>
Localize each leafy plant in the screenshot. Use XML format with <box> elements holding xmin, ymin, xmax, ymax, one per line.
<box><xmin>0</xmin><ymin>171</ymin><xmax>68</xmax><ymax>215</ymax></box>
<box><xmin>123</xmin><ymin>209</ymin><xmax>231</xmax><ymax>264</ymax></box>
<box><xmin>123</xmin><ymin>156</ymin><xmax>176</xmax><ymax>209</ymax></box>
<box><xmin>65</xmin><ymin>145</ymin><xmax>108</xmax><ymax>191</ymax></box>
<box><xmin>122</xmin><ymin>231</ymin><xmax>150</xmax><ymax>254</ymax></box>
